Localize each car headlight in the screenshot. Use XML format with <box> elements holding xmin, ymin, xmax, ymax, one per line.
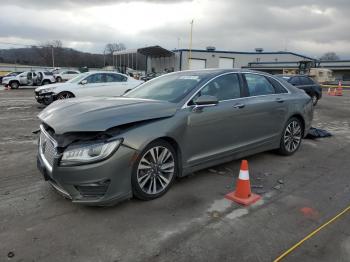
<box><xmin>60</xmin><ymin>139</ymin><xmax>122</xmax><ymax>166</ymax></box>
<box><xmin>40</xmin><ymin>87</ymin><xmax>56</xmax><ymax>94</ymax></box>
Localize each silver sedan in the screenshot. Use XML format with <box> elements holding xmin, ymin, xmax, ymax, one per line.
<box><xmin>37</xmin><ymin>69</ymin><xmax>313</xmax><ymax>205</ymax></box>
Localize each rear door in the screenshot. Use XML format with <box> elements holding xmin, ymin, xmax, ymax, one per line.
<box><xmin>237</xmin><ymin>73</ymin><xmax>289</xmax><ymax>147</ymax></box>
<box><xmin>103</xmin><ymin>73</ymin><xmax>130</xmax><ymax>96</ymax></box>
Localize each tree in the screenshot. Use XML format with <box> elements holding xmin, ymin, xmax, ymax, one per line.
<box><xmin>104</xmin><ymin>43</ymin><xmax>126</xmax><ymax>67</ymax></box>
<box><xmin>320</xmin><ymin>52</ymin><xmax>340</xmax><ymax>61</ymax></box>
<box><xmin>34</xmin><ymin>40</ymin><xmax>63</xmax><ymax>67</ymax></box>
<box><xmin>105</xmin><ymin>43</ymin><xmax>126</xmax><ymax>55</ymax></box>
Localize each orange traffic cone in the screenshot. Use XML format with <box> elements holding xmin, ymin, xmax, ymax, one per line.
<box><xmin>225</xmin><ymin>160</ymin><xmax>261</xmax><ymax>206</ymax></box>
<box><xmin>336</xmin><ymin>81</ymin><xmax>343</xmax><ymax>96</ymax></box>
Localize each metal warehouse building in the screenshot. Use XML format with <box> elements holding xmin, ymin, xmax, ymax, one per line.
<box><xmin>114</xmin><ymin>45</ymin><xmax>350</xmax><ymax>81</ymax></box>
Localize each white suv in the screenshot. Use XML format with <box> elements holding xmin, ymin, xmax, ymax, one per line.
<box><xmin>54</xmin><ymin>70</ymin><xmax>80</xmax><ymax>82</ymax></box>
<box><xmin>2</xmin><ymin>71</ymin><xmax>56</xmax><ymax>89</ymax></box>
<box><xmin>35</xmin><ymin>71</ymin><xmax>144</xmax><ymax>105</ymax></box>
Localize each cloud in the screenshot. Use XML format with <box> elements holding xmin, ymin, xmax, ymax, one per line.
<box><xmin>0</xmin><ymin>0</ymin><xmax>349</xmax><ymax>58</ymax></box>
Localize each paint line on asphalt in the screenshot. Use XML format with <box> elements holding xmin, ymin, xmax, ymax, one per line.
<box><xmin>274</xmin><ymin>204</ymin><xmax>350</xmax><ymax>261</ymax></box>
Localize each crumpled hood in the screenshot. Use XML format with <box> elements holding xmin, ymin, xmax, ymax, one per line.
<box><xmin>38</xmin><ymin>97</ymin><xmax>177</xmax><ymax>134</ymax></box>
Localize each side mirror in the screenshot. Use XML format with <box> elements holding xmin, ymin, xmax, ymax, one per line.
<box><xmin>80</xmin><ymin>79</ymin><xmax>88</xmax><ymax>85</ymax></box>
<box><xmin>193</xmin><ymin>95</ymin><xmax>219</xmax><ymax>106</ymax></box>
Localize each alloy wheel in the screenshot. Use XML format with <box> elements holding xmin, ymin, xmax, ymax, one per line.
<box><xmin>137</xmin><ymin>146</ymin><xmax>175</xmax><ymax>195</ymax></box>
<box><xmin>57</xmin><ymin>92</ymin><xmax>73</xmax><ymax>100</ymax></box>
<box><xmin>283</xmin><ymin>120</ymin><xmax>302</xmax><ymax>153</ymax></box>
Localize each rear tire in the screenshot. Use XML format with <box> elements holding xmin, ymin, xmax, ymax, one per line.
<box><xmin>278</xmin><ymin>117</ymin><xmax>303</xmax><ymax>156</ymax></box>
<box><xmin>132</xmin><ymin>140</ymin><xmax>178</xmax><ymax>200</ymax></box>
<box><xmin>10</xmin><ymin>81</ymin><xmax>19</xmax><ymax>89</ymax></box>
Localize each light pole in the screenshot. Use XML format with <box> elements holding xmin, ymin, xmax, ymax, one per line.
<box><xmin>188</xmin><ymin>19</ymin><xmax>194</xmax><ymax>69</ymax></box>
<box><xmin>51</xmin><ymin>45</ymin><xmax>55</xmax><ymax>68</ymax></box>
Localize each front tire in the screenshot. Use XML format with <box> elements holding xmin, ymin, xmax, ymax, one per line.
<box><xmin>132</xmin><ymin>140</ymin><xmax>178</xmax><ymax>200</ymax></box>
<box><xmin>56</xmin><ymin>91</ymin><xmax>75</xmax><ymax>100</ymax></box>
<box><xmin>56</xmin><ymin>77</ymin><xmax>62</xmax><ymax>82</ymax></box>
<box><xmin>10</xmin><ymin>81</ymin><xmax>19</xmax><ymax>89</ymax></box>
<box><xmin>278</xmin><ymin>117</ymin><xmax>303</xmax><ymax>156</ymax></box>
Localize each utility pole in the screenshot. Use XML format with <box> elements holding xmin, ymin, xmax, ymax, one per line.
<box><xmin>51</xmin><ymin>45</ymin><xmax>55</xmax><ymax>68</ymax></box>
<box><xmin>188</xmin><ymin>19</ymin><xmax>194</xmax><ymax>69</ymax></box>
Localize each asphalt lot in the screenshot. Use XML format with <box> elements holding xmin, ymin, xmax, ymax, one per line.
<box><xmin>0</xmin><ymin>88</ymin><xmax>350</xmax><ymax>262</ymax></box>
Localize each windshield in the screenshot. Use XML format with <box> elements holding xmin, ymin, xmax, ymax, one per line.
<box><xmin>67</xmin><ymin>72</ymin><xmax>87</xmax><ymax>83</ymax></box>
<box><xmin>125</xmin><ymin>73</ymin><xmax>204</xmax><ymax>103</ymax></box>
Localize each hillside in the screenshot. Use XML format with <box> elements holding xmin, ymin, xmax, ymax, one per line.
<box><xmin>0</xmin><ymin>47</ymin><xmax>113</xmax><ymax>68</ymax></box>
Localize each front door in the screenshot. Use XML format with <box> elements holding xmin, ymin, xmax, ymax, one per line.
<box><xmin>183</xmin><ymin>73</ymin><xmax>245</xmax><ymax>166</ymax></box>
<box><xmin>75</xmin><ymin>73</ymin><xmax>108</xmax><ymax>97</ymax></box>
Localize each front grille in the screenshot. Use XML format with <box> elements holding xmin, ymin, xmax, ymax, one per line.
<box><xmin>40</xmin><ymin>129</ymin><xmax>57</xmax><ymax>168</ymax></box>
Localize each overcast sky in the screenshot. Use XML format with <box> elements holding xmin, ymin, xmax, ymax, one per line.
<box><xmin>0</xmin><ymin>0</ymin><xmax>349</xmax><ymax>58</ymax></box>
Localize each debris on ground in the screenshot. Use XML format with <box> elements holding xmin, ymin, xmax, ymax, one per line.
<box><xmin>277</xmin><ymin>179</ymin><xmax>284</xmax><ymax>184</ymax></box>
<box><xmin>8</xmin><ymin>251</ymin><xmax>15</xmax><ymax>258</ymax></box>
<box><xmin>251</xmin><ymin>185</ymin><xmax>264</xmax><ymax>189</ymax></box>
<box><xmin>273</xmin><ymin>184</ymin><xmax>283</xmax><ymax>190</ymax></box>
<box><xmin>208</xmin><ymin>169</ymin><xmax>218</xmax><ymax>173</ymax></box>
<box><xmin>306</xmin><ymin>127</ymin><xmax>332</xmax><ymax>139</ymax></box>
<box><xmin>264</xmin><ymin>172</ymin><xmax>272</xmax><ymax>177</ymax></box>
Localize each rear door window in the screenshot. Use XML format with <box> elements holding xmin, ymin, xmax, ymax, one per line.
<box><xmin>244</xmin><ymin>74</ymin><xmax>275</xmax><ymax>96</ymax></box>
<box><xmin>268</xmin><ymin>77</ymin><xmax>288</xmax><ymax>94</ymax></box>
<box><xmin>105</xmin><ymin>73</ymin><xmax>127</xmax><ymax>83</ymax></box>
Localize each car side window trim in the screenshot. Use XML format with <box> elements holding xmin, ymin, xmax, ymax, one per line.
<box><xmin>182</xmin><ymin>72</ymin><xmax>243</xmax><ymax>108</ymax></box>
<box><xmin>182</xmin><ymin>72</ymin><xmax>291</xmax><ymax>109</ymax></box>
<box><xmin>243</xmin><ymin>72</ymin><xmax>291</xmax><ymax>96</ymax></box>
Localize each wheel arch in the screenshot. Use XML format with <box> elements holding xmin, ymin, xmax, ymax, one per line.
<box><xmin>9</xmin><ymin>80</ymin><xmax>20</xmax><ymax>85</ymax></box>
<box><xmin>56</xmin><ymin>90</ymin><xmax>75</xmax><ymax>97</ymax></box>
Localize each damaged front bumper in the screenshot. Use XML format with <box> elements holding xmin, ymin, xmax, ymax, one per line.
<box><xmin>35</xmin><ymin>91</ymin><xmax>56</xmax><ymax>105</ymax></box>
<box><xmin>37</xmin><ymin>139</ymin><xmax>137</xmax><ymax>206</ymax></box>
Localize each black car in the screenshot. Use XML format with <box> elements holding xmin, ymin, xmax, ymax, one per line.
<box><xmin>277</xmin><ymin>75</ymin><xmax>322</xmax><ymax>105</ymax></box>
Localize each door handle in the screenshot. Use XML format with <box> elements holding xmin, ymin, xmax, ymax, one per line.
<box><xmin>233</xmin><ymin>103</ymin><xmax>245</xmax><ymax>109</ymax></box>
<box><xmin>275</xmin><ymin>98</ymin><xmax>285</xmax><ymax>103</ymax></box>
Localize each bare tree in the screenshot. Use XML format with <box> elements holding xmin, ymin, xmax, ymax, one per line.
<box><xmin>34</xmin><ymin>40</ymin><xmax>63</xmax><ymax>67</ymax></box>
<box><xmin>320</xmin><ymin>52</ymin><xmax>340</xmax><ymax>61</ymax></box>
<box><xmin>104</xmin><ymin>43</ymin><xmax>126</xmax><ymax>67</ymax></box>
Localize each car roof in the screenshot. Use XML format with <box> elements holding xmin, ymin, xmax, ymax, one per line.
<box><xmin>277</xmin><ymin>74</ymin><xmax>310</xmax><ymax>77</ymax></box>
<box><xmin>168</xmin><ymin>68</ymin><xmax>271</xmax><ymax>79</ymax></box>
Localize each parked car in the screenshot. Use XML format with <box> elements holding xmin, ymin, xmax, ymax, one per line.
<box><xmin>141</xmin><ymin>72</ymin><xmax>162</xmax><ymax>81</ymax></box>
<box><xmin>36</xmin><ymin>69</ymin><xmax>313</xmax><ymax>205</ymax></box>
<box><xmin>2</xmin><ymin>71</ymin><xmax>56</xmax><ymax>89</ymax></box>
<box><xmin>54</xmin><ymin>70</ymin><xmax>80</xmax><ymax>82</ymax></box>
<box><xmin>0</xmin><ymin>71</ymin><xmax>22</xmax><ymax>83</ymax></box>
<box><xmin>277</xmin><ymin>75</ymin><xmax>322</xmax><ymax>105</ymax></box>
<box><xmin>34</xmin><ymin>71</ymin><xmax>143</xmax><ymax>105</ymax></box>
